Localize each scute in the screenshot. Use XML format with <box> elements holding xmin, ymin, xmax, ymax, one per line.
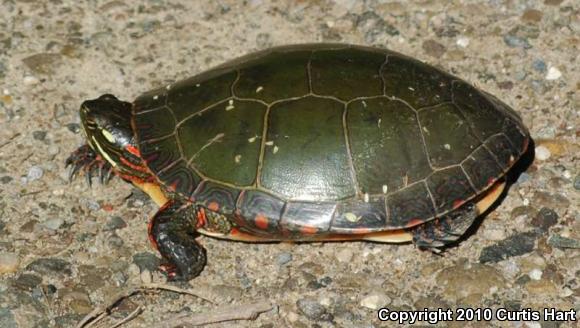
<box><xmin>132</xmin><ymin>44</ymin><xmax>529</xmax><ymax>234</ymax></box>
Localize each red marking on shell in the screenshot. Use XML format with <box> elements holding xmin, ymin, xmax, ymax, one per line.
<box><xmin>230</xmin><ymin>227</ymin><xmax>239</xmax><ymax>235</ymax></box>
<box><xmin>208</xmin><ymin>202</ymin><xmax>220</xmax><ymax>211</ymax></box>
<box><xmin>405</xmin><ymin>218</ymin><xmax>424</xmax><ymax>228</ymax></box>
<box><xmin>196</xmin><ymin>207</ymin><xmax>207</xmax><ymax>229</ymax></box>
<box><xmin>168</xmin><ymin>180</ymin><xmax>179</xmax><ymax>192</ymax></box>
<box><xmin>255</xmin><ymin>214</ymin><xmax>269</xmax><ymax>230</ymax></box>
<box><xmin>353</xmin><ymin>227</ymin><xmax>372</xmax><ymax>234</ymax></box>
<box><xmin>452</xmin><ymin>199</ymin><xmax>465</xmax><ymax>209</ymax></box>
<box><xmin>126</xmin><ymin>145</ymin><xmax>141</xmax><ymax>157</ymax></box>
<box><xmin>300</xmin><ymin>225</ymin><xmax>318</xmax><ymax>235</ymax></box>
<box><xmin>486</xmin><ymin>177</ymin><xmax>496</xmax><ymax>186</ymax></box>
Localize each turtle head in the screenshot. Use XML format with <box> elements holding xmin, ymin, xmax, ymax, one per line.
<box><xmin>80</xmin><ymin>94</ymin><xmax>149</xmax><ymax>179</ymax></box>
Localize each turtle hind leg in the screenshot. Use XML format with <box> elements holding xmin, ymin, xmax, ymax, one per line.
<box><xmin>148</xmin><ymin>201</ymin><xmax>206</xmax><ymax>281</ymax></box>
<box><xmin>412</xmin><ymin>203</ymin><xmax>479</xmax><ymax>252</ymax></box>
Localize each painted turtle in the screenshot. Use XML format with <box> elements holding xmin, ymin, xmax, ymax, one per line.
<box><xmin>67</xmin><ymin>44</ymin><xmax>530</xmax><ymax>281</ymax></box>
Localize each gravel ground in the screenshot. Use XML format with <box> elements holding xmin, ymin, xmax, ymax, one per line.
<box><xmin>0</xmin><ymin>0</ymin><xmax>578</xmax><ymax>327</ymax></box>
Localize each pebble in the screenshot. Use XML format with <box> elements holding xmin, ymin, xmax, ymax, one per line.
<box><xmin>436</xmin><ymin>263</ymin><xmax>507</xmax><ymax>299</ymax></box>
<box><xmin>66</xmin><ymin>123</ymin><xmax>80</xmax><ymax>134</ymax></box>
<box><xmin>573</xmin><ymin>174</ymin><xmax>580</xmax><ymax>190</ymax></box>
<box><xmin>41</xmin><ymin>218</ymin><xmax>64</xmax><ymax>230</ymax></box>
<box><xmin>23</xmin><ymin>75</ymin><xmax>40</xmax><ymax>85</ymax></box>
<box><xmin>514</xmin><ymin>71</ymin><xmax>527</xmax><ymax>81</ymax></box>
<box><xmin>535</xmin><ymin>125</ymin><xmax>556</xmax><ymax>139</ymax></box>
<box><xmin>545</xmin><ymin>66</ymin><xmax>562</xmax><ymax>80</ymax></box>
<box><xmin>25</xmin><ymin>257</ymin><xmax>72</xmax><ymax>276</ymax></box>
<box><xmin>48</xmin><ymin>145</ymin><xmax>60</xmax><ymax>156</ymax></box>
<box><xmin>27</xmin><ymin>166</ymin><xmax>44</xmax><ymax>181</ymax></box>
<box><xmin>530</xmin><ymin>208</ymin><xmax>558</xmax><ymax>231</ymax></box>
<box><xmin>516</xmin><ymin>172</ymin><xmax>531</xmax><ymax>184</ymax></box>
<box><xmin>335</xmin><ymin>248</ymin><xmax>353</xmax><ymax>263</ymax></box>
<box><xmin>0</xmin><ymin>252</ymin><xmax>20</xmax><ymax>274</ymax></box>
<box><xmin>422</xmin><ymin>39</ymin><xmax>446</xmax><ymax>58</ymax></box>
<box><xmin>534</xmin><ymin>146</ymin><xmax>551</xmax><ymax>161</ymax></box>
<box><xmin>106</xmin><ymin>233</ymin><xmax>124</xmax><ymax>249</ymax></box>
<box><xmin>132</xmin><ymin>252</ymin><xmax>160</xmax><ymax>272</ymax></box>
<box><xmin>532</xmin><ymin>191</ymin><xmax>570</xmax><ymax>211</ymax></box>
<box><xmin>22</xmin><ymin>53</ymin><xmax>62</xmax><ymax>75</ymax></box>
<box><xmin>479</xmin><ymin>232</ymin><xmax>537</xmax><ymax>263</ymax></box>
<box><xmin>0</xmin><ymin>176</ymin><xmax>12</xmax><ymax>184</ymax></box>
<box><xmin>307</xmin><ymin>276</ymin><xmax>333</xmax><ymax>290</ymax></box>
<box><xmin>277</xmin><ymin>252</ymin><xmax>293</xmax><ymax>266</ymax></box>
<box><xmin>456</xmin><ymin>36</ymin><xmax>469</xmax><ymax>48</ymax></box>
<box><xmin>296</xmin><ymin>298</ymin><xmax>332</xmax><ymax>321</ymax></box>
<box><xmin>531</xmin><ymin>59</ymin><xmax>547</xmax><ymax>73</ymax></box>
<box><xmin>104</xmin><ymin>216</ymin><xmax>127</xmax><ymax>231</ymax></box>
<box><xmin>32</xmin><ymin>130</ymin><xmax>47</xmax><ymax>141</ymax></box>
<box><xmin>140</xmin><ymin>269</ymin><xmax>152</xmax><ymax>284</ymax></box>
<box><xmin>521</xmin><ymin>9</ymin><xmax>543</xmax><ymax>23</ymax></box>
<box><xmin>528</xmin><ymin>268</ymin><xmax>543</xmax><ymax>280</ymax></box>
<box><xmin>360</xmin><ymin>293</ymin><xmax>391</xmax><ymax>310</ymax></box>
<box><xmin>547</xmin><ymin>235</ymin><xmax>580</xmax><ymax>249</ymax></box>
<box><xmin>85</xmin><ymin>200</ymin><xmax>101</xmax><ymax>211</ymax></box>
<box><xmin>0</xmin><ymin>308</ymin><xmax>17</xmax><ymax>328</ymax></box>
<box><xmin>483</xmin><ymin>226</ymin><xmax>507</xmax><ymax>241</ymax></box>
<box><xmin>503</xmin><ymin>34</ymin><xmax>531</xmax><ymax>49</ymax></box>
<box><xmin>13</xmin><ymin>273</ymin><xmax>42</xmax><ymax>291</ymax></box>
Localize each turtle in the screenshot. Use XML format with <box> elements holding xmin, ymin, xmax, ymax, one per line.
<box><xmin>66</xmin><ymin>44</ymin><xmax>530</xmax><ymax>281</ymax></box>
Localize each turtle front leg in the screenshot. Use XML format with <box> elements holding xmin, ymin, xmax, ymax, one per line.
<box><xmin>412</xmin><ymin>203</ymin><xmax>479</xmax><ymax>252</ymax></box>
<box><xmin>66</xmin><ymin>144</ymin><xmax>114</xmax><ymax>185</ymax></box>
<box><xmin>148</xmin><ymin>201</ymin><xmax>206</xmax><ymax>281</ymax></box>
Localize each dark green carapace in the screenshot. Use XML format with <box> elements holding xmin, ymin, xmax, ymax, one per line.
<box><xmin>69</xmin><ymin>44</ymin><xmax>530</xmax><ymax>280</ymax></box>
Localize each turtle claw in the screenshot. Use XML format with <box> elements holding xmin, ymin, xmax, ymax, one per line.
<box><xmin>66</xmin><ymin>144</ymin><xmax>114</xmax><ymax>185</ymax></box>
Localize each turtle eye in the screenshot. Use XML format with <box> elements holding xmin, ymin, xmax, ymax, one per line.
<box><xmin>101</xmin><ymin>128</ymin><xmax>117</xmax><ymax>144</ymax></box>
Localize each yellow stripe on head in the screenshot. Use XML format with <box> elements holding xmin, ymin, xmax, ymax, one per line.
<box><xmin>92</xmin><ymin>136</ymin><xmax>117</xmax><ymax>167</ymax></box>
<box><xmin>101</xmin><ymin>129</ymin><xmax>117</xmax><ymax>144</ymax></box>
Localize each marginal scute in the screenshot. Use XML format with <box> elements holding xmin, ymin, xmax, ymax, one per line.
<box><xmin>418</xmin><ymin>103</ymin><xmax>481</xmax><ymax>167</ymax></box>
<box><xmin>331</xmin><ymin>196</ymin><xmax>387</xmax><ymax>233</ymax></box>
<box><xmin>426</xmin><ymin>166</ymin><xmax>475</xmax><ymax>214</ymax></box>
<box><xmin>484</xmin><ymin>134</ymin><xmax>520</xmax><ymax>170</ymax></box>
<box><xmin>462</xmin><ymin>146</ymin><xmax>504</xmax><ymax>191</ymax></box>
<box><xmin>382</xmin><ymin>55</ymin><xmax>454</xmax><ymax>108</ymax></box>
<box><xmin>192</xmin><ymin>180</ymin><xmax>240</xmax><ymax>215</ymax></box>
<box><xmin>386</xmin><ymin>182</ymin><xmax>435</xmax><ymax>227</ymax></box>
<box><xmin>281</xmin><ymin>201</ymin><xmax>335</xmax><ymax>233</ymax></box>
<box><xmin>235</xmin><ymin>190</ymin><xmax>284</xmax><ymax>234</ymax></box>
<box><xmin>347</xmin><ymin>98</ymin><xmax>432</xmax><ymax>194</ymax></box>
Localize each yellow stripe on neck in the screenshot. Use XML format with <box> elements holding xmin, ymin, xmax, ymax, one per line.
<box><xmin>92</xmin><ymin>136</ymin><xmax>117</xmax><ymax>167</ymax></box>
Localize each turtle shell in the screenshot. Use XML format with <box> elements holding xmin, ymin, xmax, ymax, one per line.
<box><xmin>131</xmin><ymin>44</ymin><xmax>529</xmax><ymax>237</ymax></box>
